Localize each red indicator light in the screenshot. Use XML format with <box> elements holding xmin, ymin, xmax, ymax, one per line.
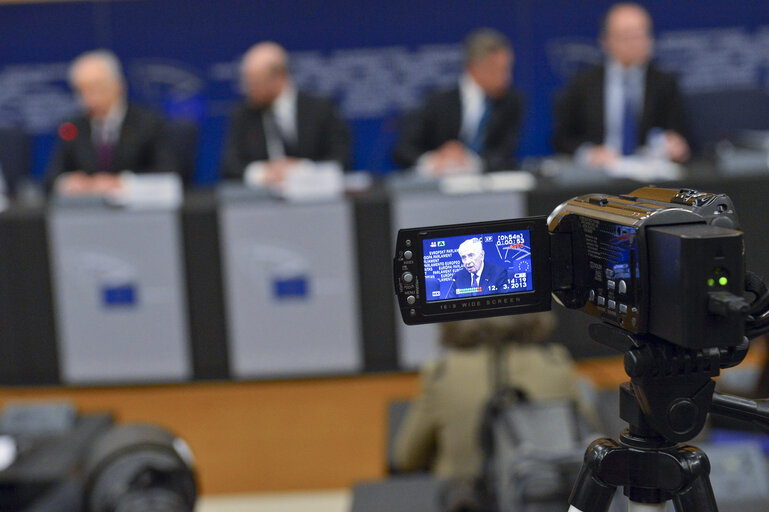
<box><xmin>58</xmin><ymin>122</ymin><xmax>78</xmax><ymax>141</ymax></box>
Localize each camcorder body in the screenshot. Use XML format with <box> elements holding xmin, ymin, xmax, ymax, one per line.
<box><xmin>394</xmin><ymin>187</ymin><xmax>746</xmax><ymax>349</ymax></box>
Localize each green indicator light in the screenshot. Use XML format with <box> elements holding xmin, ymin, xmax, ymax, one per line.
<box><xmin>707</xmin><ymin>278</ymin><xmax>715</xmax><ymax>287</ymax></box>
<box><xmin>719</xmin><ymin>276</ymin><xmax>728</xmax><ymax>286</ymax></box>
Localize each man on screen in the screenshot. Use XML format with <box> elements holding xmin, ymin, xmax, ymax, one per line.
<box><xmin>446</xmin><ymin>238</ymin><xmax>507</xmax><ymax>299</ymax></box>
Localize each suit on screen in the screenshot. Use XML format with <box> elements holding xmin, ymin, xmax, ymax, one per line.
<box><xmin>445</xmin><ymin>260</ymin><xmax>507</xmax><ymax>299</ymax></box>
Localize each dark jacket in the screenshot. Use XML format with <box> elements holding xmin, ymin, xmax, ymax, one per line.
<box><xmin>46</xmin><ymin>104</ymin><xmax>176</xmax><ymax>184</ymax></box>
<box><xmin>552</xmin><ymin>63</ymin><xmax>687</xmax><ymax>154</ymax></box>
<box><xmin>220</xmin><ymin>91</ymin><xmax>352</xmax><ymax>179</ymax></box>
<box><xmin>393</xmin><ymin>87</ymin><xmax>524</xmax><ymax>172</ymax></box>
<box><xmin>446</xmin><ymin>261</ymin><xmax>507</xmax><ymax>299</ymax></box>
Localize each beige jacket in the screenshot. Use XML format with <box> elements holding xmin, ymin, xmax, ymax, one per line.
<box><xmin>392</xmin><ymin>343</ymin><xmax>581</xmax><ymax>479</ymax></box>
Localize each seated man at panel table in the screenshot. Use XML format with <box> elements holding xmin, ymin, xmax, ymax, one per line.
<box><xmin>220</xmin><ymin>42</ymin><xmax>352</xmax><ymax>187</ymax></box>
<box><xmin>392</xmin><ymin>28</ymin><xmax>524</xmax><ymax>176</ymax></box>
<box><xmin>46</xmin><ymin>50</ymin><xmax>177</xmax><ymax>195</ymax></box>
<box><xmin>552</xmin><ymin>3</ymin><xmax>689</xmax><ymax>169</ymax></box>
<box><xmin>446</xmin><ymin>238</ymin><xmax>507</xmax><ymax>299</ymax></box>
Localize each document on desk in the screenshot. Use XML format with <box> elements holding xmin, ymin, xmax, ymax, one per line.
<box><xmin>280</xmin><ymin>160</ymin><xmax>344</xmax><ymax>202</ymax></box>
<box><xmin>105</xmin><ymin>172</ymin><xmax>183</xmax><ymax>210</ymax></box>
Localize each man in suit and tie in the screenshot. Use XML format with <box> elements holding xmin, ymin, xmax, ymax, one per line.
<box><xmin>552</xmin><ymin>3</ymin><xmax>689</xmax><ymax>168</ymax></box>
<box><xmin>46</xmin><ymin>50</ymin><xmax>176</xmax><ymax>195</ymax></box>
<box><xmin>446</xmin><ymin>238</ymin><xmax>507</xmax><ymax>299</ymax></box>
<box><xmin>392</xmin><ymin>28</ymin><xmax>524</xmax><ymax>175</ymax></box>
<box><xmin>220</xmin><ymin>42</ymin><xmax>352</xmax><ymax>185</ymax></box>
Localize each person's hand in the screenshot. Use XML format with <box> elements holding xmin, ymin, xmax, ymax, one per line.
<box><xmin>263</xmin><ymin>157</ymin><xmax>299</xmax><ymax>185</ymax></box>
<box><xmin>664</xmin><ymin>130</ymin><xmax>690</xmax><ymax>163</ymax></box>
<box><xmin>57</xmin><ymin>171</ymin><xmax>92</xmax><ymax>195</ymax></box>
<box><xmin>429</xmin><ymin>140</ymin><xmax>471</xmax><ymax>176</ymax></box>
<box><xmin>585</xmin><ymin>145</ymin><xmax>620</xmax><ymax>169</ymax></box>
<box><xmin>90</xmin><ymin>173</ymin><xmax>122</xmax><ymax>194</ymax></box>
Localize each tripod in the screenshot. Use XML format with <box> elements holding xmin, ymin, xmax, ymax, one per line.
<box><xmin>567</xmin><ymin>323</ymin><xmax>769</xmax><ymax>512</ymax></box>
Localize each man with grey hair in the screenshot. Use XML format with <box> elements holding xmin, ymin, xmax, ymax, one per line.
<box><xmin>393</xmin><ymin>28</ymin><xmax>524</xmax><ymax>175</ymax></box>
<box><xmin>220</xmin><ymin>41</ymin><xmax>352</xmax><ymax>184</ymax></box>
<box><xmin>446</xmin><ymin>237</ymin><xmax>508</xmax><ymax>299</ymax></box>
<box><xmin>47</xmin><ymin>50</ymin><xmax>176</xmax><ymax>194</ymax></box>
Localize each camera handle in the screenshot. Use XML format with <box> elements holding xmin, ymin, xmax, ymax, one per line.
<box><xmin>567</xmin><ymin>323</ymin><xmax>769</xmax><ymax>512</ymax></box>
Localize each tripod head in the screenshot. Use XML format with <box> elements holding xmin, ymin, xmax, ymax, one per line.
<box><xmin>568</xmin><ymin>284</ymin><xmax>769</xmax><ymax>512</ymax></box>
<box><xmin>589</xmin><ymin>323</ymin><xmax>764</xmax><ymax>443</ymax></box>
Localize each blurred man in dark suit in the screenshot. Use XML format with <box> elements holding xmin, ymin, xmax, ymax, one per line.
<box><xmin>0</xmin><ymin>126</ymin><xmax>31</xmax><ymax>199</ymax></box>
<box><xmin>221</xmin><ymin>42</ymin><xmax>352</xmax><ymax>185</ymax></box>
<box><xmin>552</xmin><ymin>3</ymin><xmax>689</xmax><ymax>168</ymax></box>
<box><xmin>392</xmin><ymin>28</ymin><xmax>524</xmax><ymax>175</ymax></box>
<box><xmin>446</xmin><ymin>238</ymin><xmax>507</xmax><ymax>299</ymax></box>
<box><xmin>47</xmin><ymin>50</ymin><xmax>176</xmax><ymax>195</ymax></box>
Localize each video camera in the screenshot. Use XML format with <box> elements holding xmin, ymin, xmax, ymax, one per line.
<box><xmin>394</xmin><ymin>187</ymin><xmax>769</xmax><ymax>511</ymax></box>
<box><xmin>394</xmin><ymin>187</ymin><xmax>755</xmax><ymax>349</ymax></box>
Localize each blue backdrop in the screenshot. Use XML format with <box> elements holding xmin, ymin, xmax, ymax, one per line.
<box><xmin>2</xmin><ymin>0</ymin><xmax>769</xmax><ymax>183</ymax></box>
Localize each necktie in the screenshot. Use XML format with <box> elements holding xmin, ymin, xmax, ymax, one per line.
<box><xmin>96</xmin><ymin>141</ymin><xmax>113</xmax><ymax>174</ymax></box>
<box><xmin>621</xmin><ymin>73</ymin><xmax>638</xmax><ymax>156</ymax></box>
<box><xmin>94</xmin><ymin>121</ymin><xmax>114</xmax><ymax>174</ymax></box>
<box><xmin>263</xmin><ymin>108</ymin><xmax>286</xmax><ymax>160</ymax></box>
<box><xmin>469</xmin><ymin>97</ymin><xmax>491</xmax><ymax>154</ymax></box>
<box><xmin>472</xmin><ymin>273</ymin><xmax>479</xmax><ymax>288</ymax></box>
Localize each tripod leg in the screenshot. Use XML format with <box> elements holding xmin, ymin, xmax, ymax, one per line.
<box><xmin>672</xmin><ymin>473</ymin><xmax>718</xmax><ymax>512</ymax></box>
<box><xmin>568</xmin><ymin>461</ymin><xmax>616</xmax><ymax>512</ymax></box>
<box><xmin>627</xmin><ymin>503</ymin><xmax>666</xmax><ymax>512</ymax></box>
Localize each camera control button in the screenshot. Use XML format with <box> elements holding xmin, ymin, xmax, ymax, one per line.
<box><xmin>404</xmin><ymin>250</ymin><xmax>413</xmax><ymax>260</ymax></box>
<box><xmin>607</xmin><ymin>280</ymin><xmax>615</xmax><ymax>290</ymax></box>
<box><xmin>405</xmin><ymin>239</ymin><xmax>412</xmax><ymax>247</ymax></box>
<box><xmin>402</xmin><ymin>272</ymin><xmax>414</xmax><ymax>283</ymax></box>
<box><xmin>589</xmin><ymin>289</ymin><xmax>596</xmax><ymax>302</ymax></box>
<box><xmin>407</xmin><ymin>295</ymin><xmax>416</xmax><ymax>305</ymax></box>
<box><xmin>605</xmin><ymin>268</ymin><xmax>614</xmax><ymax>279</ymax></box>
<box><xmin>619</xmin><ymin>304</ymin><xmax>628</xmax><ymax>314</ymax></box>
<box><xmin>618</xmin><ymin>280</ymin><xmax>627</xmax><ymax>294</ymax></box>
<box><xmin>607</xmin><ymin>299</ymin><xmax>616</xmax><ymax>310</ymax></box>
<box><xmin>597</xmin><ymin>296</ymin><xmax>605</xmax><ymax>306</ymax></box>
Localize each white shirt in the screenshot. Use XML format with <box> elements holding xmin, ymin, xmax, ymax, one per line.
<box><xmin>245</xmin><ymin>85</ymin><xmax>308</xmax><ymax>186</ymax></box>
<box><xmin>271</xmin><ymin>83</ymin><xmax>297</xmax><ymax>145</ymax></box>
<box><xmin>414</xmin><ymin>75</ymin><xmax>484</xmax><ymax>175</ymax></box>
<box><xmin>470</xmin><ymin>260</ymin><xmax>485</xmax><ymax>286</ymax></box>
<box><xmin>459</xmin><ymin>74</ymin><xmax>487</xmax><ymax>144</ymax></box>
<box><xmin>604</xmin><ymin>60</ymin><xmax>646</xmax><ymax>153</ymax></box>
<box><xmin>0</xmin><ymin>163</ymin><xmax>7</xmax><ymax>211</ymax></box>
<box><xmin>262</xmin><ymin>84</ymin><xmax>298</xmax><ymax>161</ymax></box>
<box><xmin>91</xmin><ymin>101</ymin><xmax>127</xmax><ymax>145</ymax></box>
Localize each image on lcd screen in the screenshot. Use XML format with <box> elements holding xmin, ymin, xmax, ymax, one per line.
<box><xmin>422</xmin><ymin>230</ymin><xmax>534</xmax><ymax>302</ymax></box>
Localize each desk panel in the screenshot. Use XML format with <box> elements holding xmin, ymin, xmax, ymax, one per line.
<box><xmin>48</xmin><ymin>205</ymin><xmax>191</xmax><ymax>384</ymax></box>
<box><xmin>219</xmin><ymin>198</ymin><xmax>361</xmax><ymax>377</ymax></box>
